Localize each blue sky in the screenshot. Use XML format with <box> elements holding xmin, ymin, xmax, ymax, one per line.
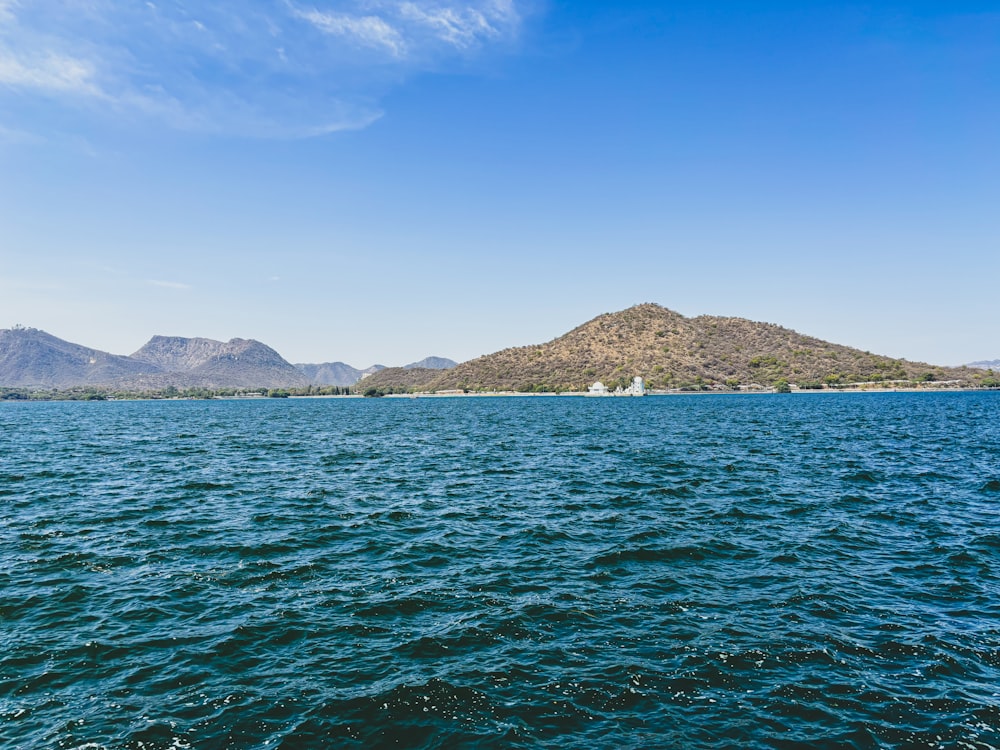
<box><xmin>1</xmin><ymin>1</ymin><xmax>997</xmax><ymax>367</ymax></box>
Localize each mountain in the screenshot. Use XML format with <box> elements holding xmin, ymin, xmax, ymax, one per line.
<box><xmin>131</xmin><ymin>335</ymin><xmax>238</xmax><ymax>371</ymax></box>
<box><xmin>130</xmin><ymin>336</ymin><xmax>310</xmax><ymax>388</ymax></box>
<box><xmin>296</xmin><ymin>362</ymin><xmax>364</xmax><ymax>387</ymax></box>
<box><xmin>294</xmin><ymin>359</ymin><xmax>454</xmax><ymax>386</ymax></box>
<box><xmin>295</xmin><ymin>362</ymin><xmax>386</xmax><ymax>386</ymax></box>
<box><xmin>404</xmin><ymin>356</ymin><xmax>457</xmax><ymax>370</ymax></box>
<box><xmin>4</xmin><ymin>314</ymin><xmax>983</xmax><ymax>394</ymax></box>
<box><xmin>0</xmin><ymin>327</ymin><xmax>163</xmax><ymax>388</ymax></box>
<box><xmin>967</xmin><ymin>360</ymin><xmax>1000</xmax><ymax>370</ymax></box>
<box><xmin>358</xmin><ymin>303</ymin><xmax>979</xmax><ymax>393</ymax></box>
<box><xmin>356</xmin><ymin>367</ymin><xmax>441</xmax><ymax>392</ymax></box>
<box><xmin>0</xmin><ymin>328</ymin><xmax>313</xmax><ymax>390</ymax></box>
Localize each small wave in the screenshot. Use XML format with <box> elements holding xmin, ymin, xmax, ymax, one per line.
<box><xmin>613</xmin><ymin>480</ymin><xmax>658</xmax><ymax>490</ymax></box>
<box><xmin>178</xmin><ymin>481</ymin><xmax>233</xmax><ymax>491</ymax></box>
<box><xmin>590</xmin><ymin>542</ymin><xmax>746</xmax><ymax>567</ymax></box>
<box><xmin>393</xmin><ymin>628</ymin><xmax>497</xmax><ymax>659</ymax></box>
<box><xmin>320</xmin><ymin>451</ymin><xmax>368</xmax><ymax>466</ymax></box>
<box><xmin>770</xmin><ymin>552</ymin><xmax>799</xmax><ymax>564</ymax></box>
<box><xmin>838</xmin><ymin>494</ymin><xmax>869</xmax><ymax>505</ymax></box>
<box><xmin>353</xmin><ymin>596</ymin><xmax>443</xmax><ymax>619</ymax></box>
<box><xmin>972</xmin><ymin>533</ymin><xmax>1000</xmax><ymax>552</ymax></box>
<box><xmin>842</xmin><ymin>471</ymin><xmax>880</xmax><ymax>484</ymax></box>
<box><xmin>947</xmin><ymin>549</ymin><xmax>981</xmax><ymax>568</ymax></box>
<box><xmin>721</xmin><ymin>505</ymin><xmax>772</xmax><ymax>520</ymax></box>
<box><xmin>915</xmin><ymin>470</ymin><xmax>957</xmax><ymax>481</ymax></box>
<box><xmin>651</xmin><ymin>485</ymin><xmax>697</xmax><ymax>498</ymax></box>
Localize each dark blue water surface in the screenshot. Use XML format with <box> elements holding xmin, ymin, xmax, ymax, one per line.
<box><xmin>2</xmin><ymin>393</ymin><xmax>1000</xmax><ymax>749</ymax></box>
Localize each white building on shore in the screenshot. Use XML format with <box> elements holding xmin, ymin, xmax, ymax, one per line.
<box><xmin>587</xmin><ymin>377</ymin><xmax>645</xmax><ymax>396</ymax></box>
<box><xmin>627</xmin><ymin>376</ymin><xmax>646</xmax><ymax>396</ymax></box>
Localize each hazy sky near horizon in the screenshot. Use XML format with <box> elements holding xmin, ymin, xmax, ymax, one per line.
<box><xmin>2</xmin><ymin>0</ymin><xmax>997</xmax><ymax>367</ymax></box>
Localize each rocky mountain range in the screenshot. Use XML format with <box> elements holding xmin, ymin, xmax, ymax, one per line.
<box><xmin>405</xmin><ymin>357</ymin><xmax>457</xmax><ymax>370</ymax></box>
<box><xmin>0</xmin><ymin>328</ymin><xmax>310</xmax><ymax>389</ymax></box>
<box><xmin>359</xmin><ymin>303</ymin><xmax>983</xmax><ymax>393</ymax></box>
<box><xmin>294</xmin><ymin>362</ymin><xmax>385</xmax><ymax>387</ymax></box>
<box><xmin>967</xmin><ymin>360</ymin><xmax>1000</xmax><ymax>370</ymax></box>
<box><xmin>0</xmin><ymin>327</ymin><xmax>457</xmax><ymax>390</ymax></box>
<box><xmin>127</xmin><ymin>335</ymin><xmax>311</xmax><ymax>389</ymax></box>
<box><xmin>294</xmin><ymin>357</ymin><xmax>457</xmax><ymax>386</ymax></box>
<box><xmin>0</xmin><ymin>327</ymin><xmax>163</xmax><ymax>388</ymax></box>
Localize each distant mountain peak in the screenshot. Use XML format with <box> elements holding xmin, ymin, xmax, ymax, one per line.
<box><xmin>404</xmin><ymin>356</ymin><xmax>457</xmax><ymax>370</ymax></box>
<box><xmin>0</xmin><ymin>327</ymin><xmax>163</xmax><ymax>388</ymax></box>
<box><xmin>131</xmin><ymin>335</ymin><xmax>309</xmax><ymax>388</ymax></box>
<box><xmin>295</xmin><ymin>359</ymin><xmax>456</xmax><ymax>386</ymax></box>
<box><xmin>295</xmin><ymin>361</ymin><xmax>376</xmax><ymax>387</ymax></box>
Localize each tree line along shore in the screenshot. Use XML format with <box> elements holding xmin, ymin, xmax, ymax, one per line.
<box><xmin>3</xmin><ymin>377</ymin><xmax>999</xmax><ymax>401</ymax></box>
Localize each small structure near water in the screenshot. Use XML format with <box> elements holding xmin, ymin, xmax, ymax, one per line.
<box><xmin>587</xmin><ymin>377</ymin><xmax>645</xmax><ymax>396</ymax></box>
<box><xmin>626</xmin><ymin>376</ymin><xmax>646</xmax><ymax>396</ymax></box>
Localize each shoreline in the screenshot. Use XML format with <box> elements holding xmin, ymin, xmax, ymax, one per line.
<box><xmin>2</xmin><ymin>386</ymin><xmax>997</xmax><ymax>403</ymax></box>
<box><xmin>372</xmin><ymin>386</ymin><xmax>997</xmax><ymax>398</ymax></box>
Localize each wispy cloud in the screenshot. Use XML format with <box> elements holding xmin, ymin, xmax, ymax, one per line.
<box><xmin>0</xmin><ymin>0</ymin><xmax>529</xmax><ymax>138</ymax></box>
<box><xmin>291</xmin><ymin>7</ymin><xmax>406</xmax><ymax>56</ymax></box>
<box><xmin>148</xmin><ymin>280</ymin><xmax>193</xmax><ymax>291</ymax></box>
<box><xmin>291</xmin><ymin>1</ymin><xmax>521</xmax><ymax>57</ymax></box>
<box><xmin>398</xmin><ymin>0</ymin><xmax>518</xmax><ymax>49</ymax></box>
<box><xmin>0</xmin><ymin>51</ymin><xmax>101</xmax><ymax>96</ymax></box>
<box><xmin>0</xmin><ymin>0</ymin><xmax>17</xmax><ymax>24</ymax></box>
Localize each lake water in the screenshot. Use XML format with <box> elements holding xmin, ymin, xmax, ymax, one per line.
<box><xmin>2</xmin><ymin>393</ymin><xmax>999</xmax><ymax>748</ymax></box>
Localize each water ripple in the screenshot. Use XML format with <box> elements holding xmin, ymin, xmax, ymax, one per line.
<box><xmin>2</xmin><ymin>394</ymin><xmax>999</xmax><ymax>748</ymax></box>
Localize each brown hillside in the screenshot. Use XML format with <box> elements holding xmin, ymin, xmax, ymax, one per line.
<box><xmin>359</xmin><ymin>303</ymin><xmax>979</xmax><ymax>393</ymax></box>
<box><xmin>355</xmin><ymin>367</ymin><xmax>440</xmax><ymax>392</ymax></box>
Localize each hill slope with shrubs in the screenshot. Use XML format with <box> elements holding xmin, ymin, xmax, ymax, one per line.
<box><xmin>358</xmin><ymin>303</ymin><xmax>983</xmax><ymax>393</ymax></box>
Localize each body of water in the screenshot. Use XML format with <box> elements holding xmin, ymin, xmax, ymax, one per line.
<box><xmin>2</xmin><ymin>393</ymin><xmax>999</xmax><ymax>748</ymax></box>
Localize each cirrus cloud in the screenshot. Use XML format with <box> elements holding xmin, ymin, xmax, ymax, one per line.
<box><xmin>0</xmin><ymin>0</ymin><xmax>528</xmax><ymax>138</ymax></box>
<box><xmin>0</xmin><ymin>50</ymin><xmax>101</xmax><ymax>96</ymax></box>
